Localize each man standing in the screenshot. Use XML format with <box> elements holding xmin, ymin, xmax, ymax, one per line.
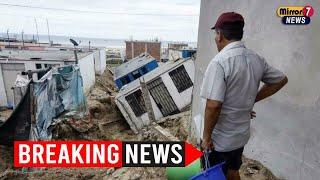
<box><xmin>200</xmin><ymin>12</ymin><xmax>288</xmax><ymax>180</ymax></box>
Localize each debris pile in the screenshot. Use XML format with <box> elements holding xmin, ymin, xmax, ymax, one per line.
<box><xmin>158</xmin><ymin>110</ymin><xmax>191</xmax><ymax>141</ymax></box>
<box><xmin>52</xmin><ymin>69</ymin><xmax>127</xmax><ymax>141</ymax></box>
<box><xmin>240</xmin><ymin>157</ymin><xmax>281</xmax><ymax>180</ymax></box>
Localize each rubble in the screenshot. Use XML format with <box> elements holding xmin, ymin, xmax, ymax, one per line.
<box><xmin>0</xmin><ymin>109</ymin><xmax>12</xmax><ymax>123</ymax></box>
<box><xmin>240</xmin><ymin>157</ymin><xmax>281</xmax><ymax>180</ymax></box>
<box><xmin>158</xmin><ymin>109</ymin><xmax>191</xmax><ymax>141</ymax></box>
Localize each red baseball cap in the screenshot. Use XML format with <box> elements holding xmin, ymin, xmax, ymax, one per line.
<box><xmin>211</xmin><ymin>12</ymin><xmax>244</xmax><ymax>31</ymax></box>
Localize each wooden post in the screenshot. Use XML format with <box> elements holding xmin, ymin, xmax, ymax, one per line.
<box><xmin>140</xmin><ymin>77</ymin><xmax>156</xmax><ymax>124</ymax></box>
<box><xmin>29</xmin><ymin>83</ymin><xmax>36</xmax><ymax>141</ymax></box>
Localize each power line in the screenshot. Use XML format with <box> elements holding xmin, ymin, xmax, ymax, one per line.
<box><xmin>0</xmin><ymin>2</ymin><xmax>199</xmax><ymax>17</ymax></box>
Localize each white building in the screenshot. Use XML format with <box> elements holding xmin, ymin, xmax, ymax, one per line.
<box><xmin>115</xmin><ymin>58</ymin><xmax>195</xmax><ymax>133</ymax></box>
<box><xmin>0</xmin><ymin>48</ymin><xmax>106</xmax><ymax>107</ymax></box>
<box><xmin>168</xmin><ymin>48</ymin><xmax>197</xmax><ymax>61</ymax></box>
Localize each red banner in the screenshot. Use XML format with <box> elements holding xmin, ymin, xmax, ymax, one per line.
<box><xmin>14</xmin><ymin>141</ymin><xmax>202</xmax><ymax>168</ymax></box>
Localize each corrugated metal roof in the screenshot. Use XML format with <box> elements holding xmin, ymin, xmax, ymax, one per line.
<box><xmin>114</xmin><ymin>53</ymin><xmax>156</xmax><ymax>79</ymax></box>
<box><xmin>0</xmin><ymin>49</ymin><xmax>92</xmax><ymax>61</ymax></box>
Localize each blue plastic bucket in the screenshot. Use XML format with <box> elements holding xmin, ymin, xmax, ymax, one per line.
<box><xmin>189</xmin><ymin>162</ymin><xmax>226</xmax><ymax>180</ymax></box>
<box><xmin>166</xmin><ymin>159</ymin><xmax>202</xmax><ymax>180</ymax></box>
<box><xmin>189</xmin><ymin>151</ymin><xmax>226</xmax><ymax>180</ymax></box>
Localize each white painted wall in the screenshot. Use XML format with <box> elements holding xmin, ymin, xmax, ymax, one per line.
<box><xmin>168</xmin><ymin>49</ymin><xmax>182</xmax><ymax>61</ymax></box>
<box><xmin>0</xmin><ymin>66</ymin><xmax>7</xmax><ymax>107</ymax></box>
<box><xmin>160</xmin><ymin>59</ymin><xmax>195</xmax><ymax>110</ymax></box>
<box><xmin>93</xmin><ymin>50</ymin><xmax>100</xmax><ymax>75</ymax></box>
<box><xmin>193</xmin><ymin>1</ymin><xmax>320</xmax><ymax>179</ymax></box>
<box><xmin>78</xmin><ymin>54</ymin><xmax>96</xmax><ymax>93</ymax></box>
<box><xmin>99</xmin><ymin>48</ymin><xmax>106</xmax><ymax>74</ymax></box>
<box><xmin>115</xmin><ymin>95</ymin><xmax>144</xmax><ymax>132</ymax></box>
<box><xmin>92</xmin><ymin>48</ymin><xmax>107</xmax><ymax>75</ymax></box>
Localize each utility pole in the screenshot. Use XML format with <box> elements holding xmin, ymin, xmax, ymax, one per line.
<box><xmin>6</xmin><ymin>29</ymin><xmax>10</xmax><ymax>47</ymax></box>
<box><xmin>34</xmin><ymin>18</ymin><xmax>40</xmax><ymax>46</ymax></box>
<box><xmin>70</xmin><ymin>39</ymin><xmax>79</xmax><ymax>64</ymax></box>
<box><xmin>140</xmin><ymin>77</ymin><xmax>156</xmax><ymax>124</ymax></box>
<box><xmin>21</xmin><ymin>31</ymin><xmax>25</xmax><ymax>49</ymax></box>
<box><xmin>46</xmin><ymin>18</ymin><xmax>51</xmax><ymax>46</ymax></box>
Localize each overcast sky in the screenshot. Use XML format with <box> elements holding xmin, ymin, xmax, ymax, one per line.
<box><xmin>0</xmin><ymin>0</ymin><xmax>200</xmax><ymax>42</ymax></box>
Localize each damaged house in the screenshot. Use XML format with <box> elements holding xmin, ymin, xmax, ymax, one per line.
<box><xmin>115</xmin><ymin>57</ymin><xmax>195</xmax><ymax>133</ymax></box>
<box><xmin>114</xmin><ymin>53</ymin><xmax>158</xmax><ymax>89</ymax></box>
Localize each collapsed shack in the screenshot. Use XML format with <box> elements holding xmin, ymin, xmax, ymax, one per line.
<box><xmin>115</xmin><ymin>58</ymin><xmax>195</xmax><ymax>133</ymax></box>
<box><xmin>0</xmin><ymin>65</ymin><xmax>87</xmax><ymax>146</ymax></box>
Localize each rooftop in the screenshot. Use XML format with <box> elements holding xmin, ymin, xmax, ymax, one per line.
<box><xmin>114</xmin><ymin>53</ymin><xmax>156</xmax><ymax>79</ymax></box>
<box><xmin>0</xmin><ymin>41</ymin><xmax>102</xmax><ymax>51</ymax></box>
<box><xmin>125</xmin><ymin>40</ymin><xmax>161</xmax><ymax>44</ymax></box>
<box><xmin>0</xmin><ymin>49</ymin><xmax>92</xmax><ymax>62</ymax></box>
<box><xmin>117</xmin><ymin>57</ymin><xmax>193</xmax><ymax>95</ymax></box>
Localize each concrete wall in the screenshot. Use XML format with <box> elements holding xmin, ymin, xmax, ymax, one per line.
<box><xmin>168</xmin><ymin>49</ymin><xmax>183</xmax><ymax>61</ymax></box>
<box><xmin>92</xmin><ymin>48</ymin><xmax>107</xmax><ymax>75</ymax></box>
<box><xmin>93</xmin><ymin>50</ymin><xmax>100</xmax><ymax>75</ymax></box>
<box><xmin>0</xmin><ymin>65</ymin><xmax>7</xmax><ymax>107</ymax></box>
<box><xmin>99</xmin><ymin>48</ymin><xmax>106</xmax><ymax>74</ymax></box>
<box><xmin>78</xmin><ymin>54</ymin><xmax>96</xmax><ymax>93</ymax></box>
<box><xmin>192</xmin><ymin>0</ymin><xmax>320</xmax><ymax>179</ymax></box>
<box><xmin>93</xmin><ymin>48</ymin><xmax>106</xmax><ymax>75</ymax></box>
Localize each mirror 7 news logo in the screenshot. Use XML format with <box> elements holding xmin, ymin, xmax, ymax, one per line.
<box><xmin>277</xmin><ymin>5</ymin><xmax>314</xmax><ymax>25</ymax></box>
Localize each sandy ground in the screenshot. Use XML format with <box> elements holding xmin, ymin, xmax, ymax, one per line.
<box><xmin>0</xmin><ymin>109</ymin><xmax>12</xmax><ymax>124</ymax></box>
<box><xmin>0</xmin><ymin>69</ymin><xmax>280</xmax><ymax>180</ymax></box>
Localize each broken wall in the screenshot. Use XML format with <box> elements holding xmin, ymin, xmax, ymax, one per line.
<box><xmin>99</xmin><ymin>48</ymin><xmax>107</xmax><ymax>75</ymax></box>
<box><xmin>0</xmin><ymin>66</ymin><xmax>7</xmax><ymax>107</ymax></box>
<box><xmin>93</xmin><ymin>48</ymin><xmax>107</xmax><ymax>75</ymax></box>
<box><xmin>192</xmin><ymin>0</ymin><xmax>320</xmax><ymax>179</ymax></box>
<box><xmin>78</xmin><ymin>53</ymin><xmax>96</xmax><ymax>93</ymax></box>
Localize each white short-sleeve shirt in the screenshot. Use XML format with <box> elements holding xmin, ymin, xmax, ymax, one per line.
<box><xmin>200</xmin><ymin>41</ymin><xmax>285</xmax><ymax>152</ymax></box>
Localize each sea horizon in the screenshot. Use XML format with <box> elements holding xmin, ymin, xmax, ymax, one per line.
<box><xmin>0</xmin><ymin>33</ymin><xmax>197</xmax><ymax>49</ymax></box>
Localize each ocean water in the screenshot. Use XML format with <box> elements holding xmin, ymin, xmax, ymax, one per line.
<box><xmin>0</xmin><ymin>33</ymin><xmax>197</xmax><ymax>49</ymax></box>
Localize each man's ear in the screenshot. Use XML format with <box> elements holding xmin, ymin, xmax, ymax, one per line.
<box><xmin>217</xmin><ymin>31</ymin><xmax>223</xmax><ymax>43</ymax></box>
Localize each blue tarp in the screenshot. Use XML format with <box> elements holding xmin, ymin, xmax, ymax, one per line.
<box><xmin>33</xmin><ymin>65</ymin><xmax>87</xmax><ymax>140</ymax></box>
<box><xmin>0</xmin><ymin>65</ymin><xmax>87</xmax><ymax>145</ymax></box>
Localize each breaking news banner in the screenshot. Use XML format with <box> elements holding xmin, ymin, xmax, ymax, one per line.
<box><xmin>13</xmin><ymin>141</ymin><xmax>203</xmax><ymax>168</ymax></box>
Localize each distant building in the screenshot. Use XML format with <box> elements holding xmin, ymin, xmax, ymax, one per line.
<box><xmin>168</xmin><ymin>48</ymin><xmax>197</xmax><ymax>61</ymax></box>
<box><xmin>114</xmin><ymin>53</ymin><xmax>158</xmax><ymax>89</ymax></box>
<box><xmin>125</xmin><ymin>40</ymin><xmax>161</xmax><ymax>61</ymax></box>
<box><xmin>0</xmin><ymin>48</ymin><xmax>106</xmax><ymax>107</ymax></box>
<box><xmin>115</xmin><ymin>57</ymin><xmax>195</xmax><ymax>133</ymax></box>
<box><xmin>168</xmin><ymin>43</ymin><xmax>188</xmax><ymax>50</ymax></box>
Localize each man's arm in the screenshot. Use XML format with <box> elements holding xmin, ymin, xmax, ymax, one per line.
<box><xmin>201</xmin><ymin>99</ymin><xmax>222</xmax><ymax>151</ymax></box>
<box><xmin>255</xmin><ymin>76</ymin><xmax>288</xmax><ymax>103</ymax></box>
